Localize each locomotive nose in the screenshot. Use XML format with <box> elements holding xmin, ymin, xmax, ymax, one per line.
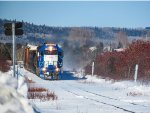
<box><xmin>48</xmin><ymin>65</ymin><xmax>55</xmax><ymax>70</ymax></box>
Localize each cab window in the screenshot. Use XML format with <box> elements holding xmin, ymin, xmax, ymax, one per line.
<box><xmin>44</xmin><ymin>50</ymin><xmax>57</xmax><ymax>55</ymax></box>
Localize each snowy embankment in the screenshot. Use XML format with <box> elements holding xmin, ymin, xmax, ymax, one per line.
<box><xmin>23</xmin><ymin>69</ymin><xmax>150</xmax><ymax>113</ymax></box>
<box><xmin>0</xmin><ymin>70</ymin><xmax>34</xmax><ymax>113</ymax></box>
<box><xmin>7</xmin><ymin>67</ymin><xmax>149</xmax><ymax>113</ymax></box>
<box><xmin>85</xmin><ymin>75</ymin><xmax>150</xmax><ymax>97</ymax></box>
<box><xmin>82</xmin><ymin>74</ymin><xmax>150</xmax><ymax>105</ymax></box>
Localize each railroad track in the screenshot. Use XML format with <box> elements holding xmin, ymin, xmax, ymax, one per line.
<box><xmin>56</xmin><ymin>81</ymin><xmax>150</xmax><ymax>113</ymax></box>
<box><xmin>60</xmin><ymin>85</ymin><xmax>136</xmax><ymax>113</ymax></box>
<box><xmin>64</xmin><ymin>81</ymin><xmax>149</xmax><ymax>108</ymax></box>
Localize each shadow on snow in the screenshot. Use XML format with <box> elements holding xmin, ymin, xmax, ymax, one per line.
<box><xmin>61</xmin><ymin>71</ymin><xmax>86</xmax><ymax>80</ymax></box>
<box><xmin>38</xmin><ymin>71</ymin><xmax>86</xmax><ymax>81</ymax></box>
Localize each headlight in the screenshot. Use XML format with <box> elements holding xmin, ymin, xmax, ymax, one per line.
<box><xmin>48</xmin><ymin>46</ymin><xmax>53</xmax><ymax>51</ymax></box>
<box><xmin>55</xmin><ymin>68</ymin><xmax>60</xmax><ymax>72</ymax></box>
<box><xmin>42</xmin><ymin>67</ymin><xmax>46</xmax><ymax>72</ymax></box>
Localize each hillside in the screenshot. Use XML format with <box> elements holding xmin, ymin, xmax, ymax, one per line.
<box><xmin>0</xmin><ymin>18</ymin><xmax>150</xmax><ymax>71</ymax></box>
<box><xmin>0</xmin><ymin>18</ymin><xmax>149</xmax><ymax>45</ymax></box>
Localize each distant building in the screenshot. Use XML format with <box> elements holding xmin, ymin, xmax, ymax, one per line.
<box><xmin>114</xmin><ymin>48</ymin><xmax>125</xmax><ymax>52</ymax></box>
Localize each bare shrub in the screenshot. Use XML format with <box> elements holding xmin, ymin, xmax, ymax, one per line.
<box><xmin>25</xmin><ymin>76</ymin><xmax>58</xmax><ymax>101</ymax></box>
<box><xmin>27</xmin><ymin>87</ymin><xmax>57</xmax><ymax>101</ymax></box>
<box><xmin>85</xmin><ymin>40</ymin><xmax>150</xmax><ymax>82</ymax></box>
<box><xmin>0</xmin><ymin>59</ymin><xmax>11</xmax><ymax>72</ymax></box>
<box><xmin>28</xmin><ymin>87</ymin><xmax>47</xmax><ymax>92</ymax></box>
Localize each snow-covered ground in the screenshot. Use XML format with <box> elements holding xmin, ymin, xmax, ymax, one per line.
<box><xmin>18</xmin><ymin>68</ymin><xmax>150</xmax><ymax>113</ymax></box>
<box><xmin>0</xmin><ymin>70</ymin><xmax>34</xmax><ymax>113</ymax></box>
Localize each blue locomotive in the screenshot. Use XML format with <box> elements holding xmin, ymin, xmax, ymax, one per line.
<box><xmin>24</xmin><ymin>43</ymin><xmax>63</xmax><ymax>80</ymax></box>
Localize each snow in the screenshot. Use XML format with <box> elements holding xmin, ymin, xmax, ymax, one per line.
<box><xmin>17</xmin><ymin>75</ymin><xmax>28</xmax><ymax>98</ymax></box>
<box><xmin>114</xmin><ymin>48</ymin><xmax>125</xmax><ymax>52</ymax></box>
<box><xmin>0</xmin><ymin>67</ymin><xmax>146</xmax><ymax>113</ymax></box>
<box><xmin>83</xmin><ymin>75</ymin><xmax>150</xmax><ymax>108</ymax></box>
<box><xmin>27</xmin><ymin>44</ymin><xmax>38</xmax><ymax>50</ymax></box>
<box><xmin>89</xmin><ymin>46</ymin><xmax>97</xmax><ymax>51</ymax></box>
<box><xmin>18</xmin><ymin>69</ymin><xmax>150</xmax><ymax>113</ymax></box>
<box><xmin>84</xmin><ymin>74</ymin><xmax>112</xmax><ymax>84</ymax></box>
<box><xmin>85</xmin><ymin>74</ymin><xmax>150</xmax><ymax>97</ymax></box>
<box><xmin>0</xmin><ymin>70</ymin><xmax>34</xmax><ymax>113</ymax></box>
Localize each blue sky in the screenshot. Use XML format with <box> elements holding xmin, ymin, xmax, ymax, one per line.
<box><xmin>0</xmin><ymin>1</ymin><xmax>150</xmax><ymax>28</ymax></box>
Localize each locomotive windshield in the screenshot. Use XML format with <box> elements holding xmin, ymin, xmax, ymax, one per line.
<box><xmin>44</xmin><ymin>50</ymin><xmax>57</xmax><ymax>55</ymax></box>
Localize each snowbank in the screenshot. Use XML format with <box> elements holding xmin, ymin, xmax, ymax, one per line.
<box><xmin>85</xmin><ymin>74</ymin><xmax>150</xmax><ymax>96</ymax></box>
<box><xmin>0</xmin><ymin>71</ymin><xmax>34</xmax><ymax>113</ymax></box>
<box><xmin>85</xmin><ymin>75</ymin><xmax>112</xmax><ymax>84</ymax></box>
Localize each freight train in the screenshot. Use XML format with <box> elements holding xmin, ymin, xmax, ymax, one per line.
<box><xmin>24</xmin><ymin>43</ymin><xmax>63</xmax><ymax>80</ymax></box>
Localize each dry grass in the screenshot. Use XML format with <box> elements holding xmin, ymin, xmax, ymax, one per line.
<box><xmin>25</xmin><ymin>73</ymin><xmax>58</xmax><ymax>101</ymax></box>
<box><xmin>28</xmin><ymin>88</ymin><xmax>58</xmax><ymax>101</ymax></box>
<box><xmin>127</xmin><ymin>92</ymin><xmax>142</xmax><ymax>96</ymax></box>
<box><xmin>28</xmin><ymin>87</ymin><xmax>47</xmax><ymax>92</ymax></box>
<box><xmin>79</xmin><ymin>80</ymin><xmax>95</xmax><ymax>84</ymax></box>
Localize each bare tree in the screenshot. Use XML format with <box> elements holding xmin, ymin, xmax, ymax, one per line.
<box><xmin>116</xmin><ymin>31</ymin><xmax>129</xmax><ymax>48</ymax></box>
<box><xmin>69</xmin><ymin>27</ymin><xmax>94</xmax><ymax>47</ymax></box>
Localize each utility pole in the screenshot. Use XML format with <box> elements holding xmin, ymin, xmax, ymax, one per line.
<box><xmin>4</xmin><ymin>22</ymin><xmax>23</xmax><ymax>78</ymax></box>
<box><xmin>12</xmin><ymin>23</ymin><xmax>16</xmax><ymax>77</ymax></box>
<box><xmin>92</xmin><ymin>62</ymin><xmax>94</xmax><ymax>76</ymax></box>
<box><xmin>88</xmin><ymin>47</ymin><xmax>97</xmax><ymax>76</ymax></box>
<box><xmin>134</xmin><ymin>64</ymin><xmax>138</xmax><ymax>83</ymax></box>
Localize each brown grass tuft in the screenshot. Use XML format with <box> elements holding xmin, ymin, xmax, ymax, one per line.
<box><xmin>28</xmin><ymin>87</ymin><xmax>58</xmax><ymax>101</ymax></box>
<box><xmin>28</xmin><ymin>87</ymin><xmax>47</xmax><ymax>92</ymax></box>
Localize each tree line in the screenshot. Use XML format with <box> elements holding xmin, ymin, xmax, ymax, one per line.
<box><xmin>0</xmin><ymin>18</ymin><xmax>149</xmax><ymax>40</ymax></box>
